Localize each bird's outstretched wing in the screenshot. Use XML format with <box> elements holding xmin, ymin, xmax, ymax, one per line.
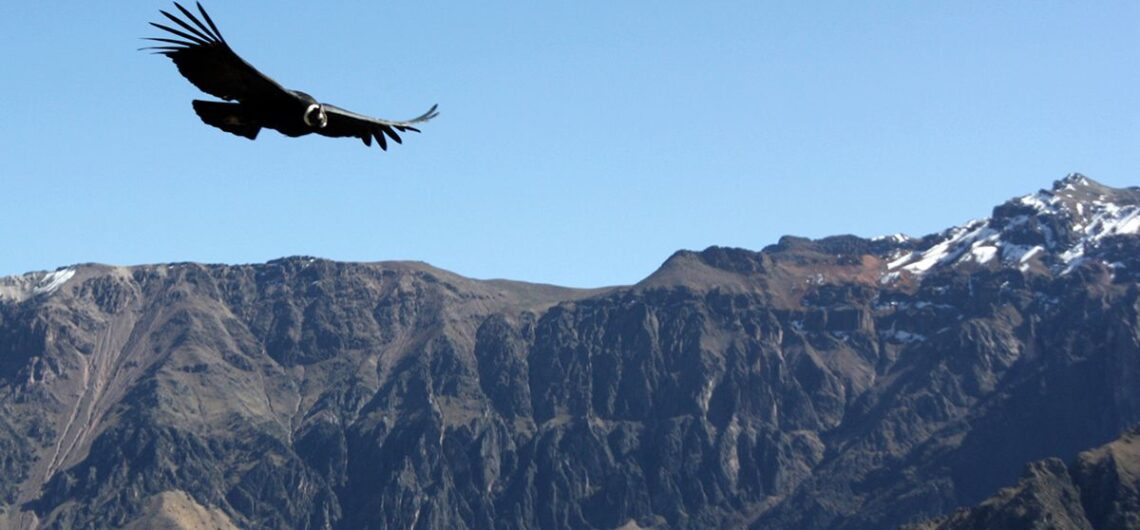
<box><xmin>320</xmin><ymin>104</ymin><xmax>440</xmax><ymax>150</ymax></box>
<box><xmin>143</xmin><ymin>2</ymin><xmax>287</xmax><ymax>102</ymax></box>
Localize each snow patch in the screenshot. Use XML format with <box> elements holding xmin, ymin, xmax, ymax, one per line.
<box><xmin>967</xmin><ymin>245</ymin><xmax>998</xmax><ymax>264</ymax></box>
<box><xmin>999</xmin><ymin>244</ymin><xmax>1043</xmax><ymax>264</ymax></box>
<box><xmin>873</xmin><ymin>233</ymin><xmax>912</xmax><ymax>244</ymax></box>
<box><xmin>889</xmin><ymin>222</ymin><xmax>992</xmax><ymax>274</ymax></box>
<box><xmin>880</xmin><ymin>329</ymin><xmax>927</xmax><ymax>343</ymax></box>
<box><xmin>887</xmin><ymin>178</ymin><xmax>1140</xmax><ymax>278</ymax></box>
<box><xmin>0</xmin><ymin>268</ymin><xmax>76</xmax><ymax>302</ymax></box>
<box><xmin>35</xmin><ymin>269</ymin><xmax>76</xmax><ymax>295</ymax></box>
<box><xmin>879</xmin><ymin>271</ymin><xmax>901</xmax><ymax>285</ymax></box>
<box><xmin>1018</xmin><ymin>192</ymin><xmax>1057</xmax><ymax>212</ymax></box>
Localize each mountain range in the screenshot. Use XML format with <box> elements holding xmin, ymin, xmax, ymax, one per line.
<box><xmin>2</xmin><ymin>173</ymin><xmax>1139</xmax><ymax>529</ymax></box>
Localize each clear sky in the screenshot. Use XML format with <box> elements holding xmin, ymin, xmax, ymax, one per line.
<box><xmin>2</xmin><ymin>2</ymin><xmax>1138</xmax><ymax>287</ymax></box>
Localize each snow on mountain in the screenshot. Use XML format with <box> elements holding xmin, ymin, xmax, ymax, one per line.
<box><xmin>0</xmin><ymin>268</ymin><xmax>77</xmax><ymax>302</ymax></box>
<box><xmin>34</xmin><ymin>268</ymin><xmax>76</xmax><ymax>295</ymax></box>
<box><xmin>887</xmin><ymin>174</ymin><xmax>1140</xmax><ymax>278</ymax></box>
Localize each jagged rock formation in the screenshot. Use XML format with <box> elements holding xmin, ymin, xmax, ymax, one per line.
<box><xmin>0</xmin><ymin>174</ymin><xmax>1139</xmax><ymax>529</ymax></box>
<box><xmin>908</xmin><ymin>425</ymin><xmax>1140</xmax><ymax>530</ymax></box>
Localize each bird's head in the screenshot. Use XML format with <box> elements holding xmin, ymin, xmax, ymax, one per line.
<box><xmin>303</xmin><ymin>103</ymin><xmax>328</xmax><ymax>129</ymax></box>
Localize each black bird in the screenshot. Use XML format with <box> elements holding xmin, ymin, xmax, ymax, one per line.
<box><xmin>145</xmin><ymin>2</ymin><xmax>438</xmax><ymax>150</ymax></box>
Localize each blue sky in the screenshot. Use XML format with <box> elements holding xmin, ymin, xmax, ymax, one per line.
<box><xmin>2</xmin><ymin>2</ymin><xmax>1138</xmax><ymax>287</ymax></box>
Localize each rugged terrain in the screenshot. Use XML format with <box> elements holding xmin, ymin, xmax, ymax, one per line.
<box><xmin>1</xmin><ymin>174</ymin><xmax>1139</xmax><ymax>529</ymax></box>
<box><xmin>907</xmin><ymin>426</ymin><xmax>1140</xmax><ymax>530</ymax></box>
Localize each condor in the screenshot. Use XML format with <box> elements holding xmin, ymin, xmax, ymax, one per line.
<box><xmin>145</xmin><ymin>2</ymin><xmax>438</xmax><ymax>150</ymax></box>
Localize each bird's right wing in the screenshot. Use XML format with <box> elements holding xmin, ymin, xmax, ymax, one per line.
<box><xmin>321</xmin><ymin>103</ymin><xmax>440</xmax><ymax>150</ymax></box>
<box><xmin>144</xmin><ymin>2</ymin><xmax>288</xmax><ymax>103</ymax></box>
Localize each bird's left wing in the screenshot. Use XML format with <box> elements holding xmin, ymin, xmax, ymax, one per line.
<box><xmin>144</xmin><ymin>2</ymin><xmax>289</xmax><ymax>102</ymax></box>
<box><xmin>320</xmin><ymin>104</ymin><xmax>440</xmax><ymax>150</ymax></box>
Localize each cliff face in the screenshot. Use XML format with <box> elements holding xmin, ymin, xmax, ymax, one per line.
<box><xmin>908</xmin><ymin>426</ymin><xmax>1140</xmax><ymax>530</ymax></box>
<box><xmin>2</xmin><ymin>175</ymin><xmax>1140</xmax><ymax>530</ymax></box>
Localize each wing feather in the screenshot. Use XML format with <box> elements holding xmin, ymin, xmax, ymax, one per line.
<box><xmin>382</xmin><ymin>127</ymin><xmax>403</xmax><ymax>143</ymax></box>
<box><xmin>193</xmin><ymin>2</ymin><xmax>228</xmax><ymax>44</ymax></box>
<box><xmin>144</xmin><ymin>2</ymin><xmax>287</xmax><ymax>103</ymax></box>
<box><xmin>159</xmin><ymin>10</ymin><xmax>213</xmax><ymax>42</ymax></box>
<box><xmin>149</xmin><ymin>21</ymin><xmax>210</xmax><ymax>46</ymax></box>
<box><xmin>174</xmin><ymin>3</ymin><xmax>225</xmax><ymax>43</ymax></box>
<box><xmin>145</xmin><ymin>36</ymin><xmax>197</xmax><ymax>47</ymax></box>
<box><xmin>319</xmin><ymin>104</ymin><xmax>438</xmax><ymax>150</ymax></box>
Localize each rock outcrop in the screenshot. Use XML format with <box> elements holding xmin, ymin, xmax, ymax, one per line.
<box><xmin>909</xmin><ymin>426</ymin><xmax>1140</xmax><ymax>530</ymax></box>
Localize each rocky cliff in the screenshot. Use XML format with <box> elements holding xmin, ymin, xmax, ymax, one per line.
<box><xmin>907</xmin><ymin>425</ymin><xmax>1140</xmax><ymax>530</ymax></box>
<box><xmin>1</xmin><ymin>174</ymin><xmax>1139</xmax><ymax>529</ymax></box>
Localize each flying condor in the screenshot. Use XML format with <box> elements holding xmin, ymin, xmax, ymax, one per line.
<box><xmin>144</xmin><ymin>2</ymin><xmax>438</xmax><ymax>150</ymax></box>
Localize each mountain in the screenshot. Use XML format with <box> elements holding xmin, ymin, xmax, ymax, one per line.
<box><xmin>1</xmin><ymin>174</ymin><xmax>1139</xmax><ymax>529</ymax></box>
<box><xmin>906</xmin><ymin>426</ymin><xmax>1140</xmax><ymax>530</ymax></box>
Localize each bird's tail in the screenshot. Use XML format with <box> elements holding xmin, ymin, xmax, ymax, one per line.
<box><xmin>191</xmin><ymin>100</ymin><xmax>260</xmax><ymax>140</ymax></box>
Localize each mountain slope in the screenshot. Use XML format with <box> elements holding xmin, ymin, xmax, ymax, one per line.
<box><xmin>908</xmin><ymin>425</ymin><xmax>1140</xmax><ymax>530</ymax></box>
<box><xmin>1</xmin><ymin>174</ymin><xmax>1139</xmax><ymax>529</ymax></box>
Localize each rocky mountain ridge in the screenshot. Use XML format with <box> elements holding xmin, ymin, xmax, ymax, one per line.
<box><xmin>1</xmin><ymin>174</ymin><xmax>1139</xmax><ymax>529</ymax></box>
<box><xmin>907</xmin><ymin>425</ymin><xmax>1140</xmax><ymax>530</ymax></box>
<box><xmin>886</xmin><ymin>173</ymin><xmax>1140</xmax><ymax>278</ymax></box>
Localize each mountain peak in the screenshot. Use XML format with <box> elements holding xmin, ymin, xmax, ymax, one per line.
<box><xmin>887</xmin><ymin>175</ymin><xmax>1140</xmax><ymax>279</ymax></box>
<box><xmin>1052</xmin><ymin>172</ymin><xmax>1098</xmax><ymax>191</ymax></box>
<box><xmin>1023</xmin><ymin>173</ymin><xmax>1140</xmax><ymax>217</ymax></box>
